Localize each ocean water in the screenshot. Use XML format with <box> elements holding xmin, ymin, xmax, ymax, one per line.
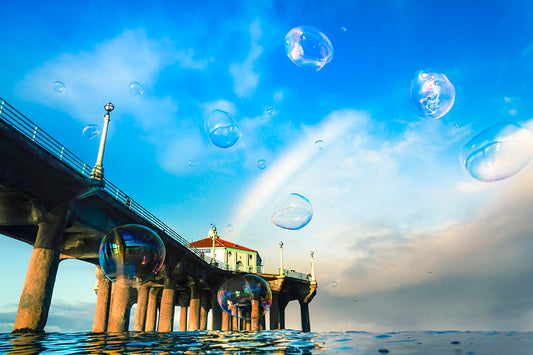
<box><xmin>0</xmin><ymin>330</ymin><xmax>531</xmax><ymax>354</ymax></box>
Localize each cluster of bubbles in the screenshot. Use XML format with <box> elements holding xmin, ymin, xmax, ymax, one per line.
<box><xmin>82</xmin><ymin>124</ymin><xmax>101</xmax><ymax>139</ymax></box>
<box><xmin>204</xmin><ymin>109</ymin><xmax>242</xmax><ymax>149</ymax></box>
<box><xmin>52</xmin><ymin>81</ymin><xmax>66</xmax><ymax>93</ymax></box>
<box><xmin>271</xmin><ymin>193</ymin><xmax>313</xmax><ymax>230</ymax></box>
<box><xmin>461</xmin><ymin>123</ymin><xmax>532</xmax><ymax>182</ymax></box>
<box><xmin>99</xmin><ymin>224</ymin><xmax>166</xmax><ymax>286</ymax></box>
<box><xmin>217</xmin><ymin>274</ymin><xmax>272</xmax><ymax>319</ymax></box>
<box><xmin>285</xmin><ymin>26</ymin><xmax>334</xmax><ymax>71</ymax></box>
<box><xmin>410</xmin><ymin>70</ymin><xmax>455</xmax><ymax>120</ymax></box>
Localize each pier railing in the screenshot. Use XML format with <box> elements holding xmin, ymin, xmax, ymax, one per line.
<box><xmin>0</xmin><ymin>98</ymin><xmax>309</xmax><ymax>281</ymax></box>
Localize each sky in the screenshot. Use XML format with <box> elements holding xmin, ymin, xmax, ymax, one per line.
<box><xmin>2</xmin><ymin>0</ymin><xmax>533</xmax><ymax>333</ymax></box>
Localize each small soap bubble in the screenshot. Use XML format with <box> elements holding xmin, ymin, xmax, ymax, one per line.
<box><xmin>410</xmin><ymin>70</ymin><xmax>455</xmax><ymax>119</ymax></box>
<box><xmin>341</xmin><ymin>26</ymin><xmax>348</xmax><ymax>32</ymax></box>
<box><xmin>271</xmin><ymin>193</ymin><xmax>313</xmax><ymax>230</ymax></box>
<box><xmin>315</xmin><ymin>139</ymin><xmax>325</xmax><ymax>150</ymax></box>
<box><xmin>99</xmin><ymin>224</ymin><xmax>166</xmax><ymax>286</ymax></box>
<box><xmin>204</xmin><ymin>109</ymin><xmax>242</xmax><ymax>148</ymax></box>
<box><xmin>129</xmin><ymin>81</ymin><xmax>144</xmax><ymax>96</ymax></box>
<box><xmin>461</xmin><ymin>123</ymin><xmax>533</xmax><ymax>182</ymax></box>
<box><xmin>83</xmin><ymin>124</ymin><xmax>101</xmax><ymax>139</ymax></box>
<box><xmin>257</xmin><ymin>159</ymin><xmax>267</xmax><ymax>170</ymax></box>
<box><xmin>187</xmin><ymin>160</ymin><xmax>195</xmax><ymax>167</ymax></box>
<box><xmin>285</xmin><ymin>26</ymin><xmax>334</xmax><ymax>71</ymax></box>
<box><xmin>52</xmin><ymin>81</ymin><xmax>65</xmax><ymax>93</ymax></box>
<box><xmin>217</xmin><ymin>274</ymin><xmax>272</xmax><ymax>319</ymax></box>
<box><xmin>266</xmin><ymin>107</ymin><xmax>276</xmax><ymax>117</ymax></box>
<box><xmin>226</xmin><ymin>224</ymin><xmax>234</xmax><ymax>233</ymax></box>
<box><xmin>353</xmin><ymin>297</ymin><xmax>358</xmax><ymax>302</ymax></box>
<box><xmin>332</xmin><ymin>281</ymin><xmax>337</xmax><ymax>287</ymax></box>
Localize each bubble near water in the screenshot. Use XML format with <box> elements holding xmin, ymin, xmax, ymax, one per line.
<box><xmin>410</xmin><ymin>70</ymin><xmax>455</xmax><ymax>119</ymax></box>
<box><xmin>82</xmin><ymin>124</ymin><xmax>101</xmax><ymax>139</ymax></box>
<box><xmin>204</xmin><ymin>109</ymin><xmax>242</xmax><ymax>148</ymax></box>
<box><xmin>257</xmin><ymin>159</ymin><xmax>267</xmax><ymax>170</ymax></box>
<box><xmin>99</xmin><ymin>224</ymin><xmax>166</xmax><ymax>286</ymax></box>
<box><xmin>217</xmin><ymin>274</ymin><xmax>272</xmax><ymax>319</ymax></box>
<box><xmin>461</xmin><ymin>123</ymin><xmax>533</xmax><ymax>182</ymax></box>
<box><xmin>271</xmin><ymin>193</ymin><xmax>313</xmax><ymax>230</ymax></box>
<box><xmin>129</xmin><ymin>81</ymin><xmax>144</xmax><ymax>96</ymax></box>
<box><xmin>285</xmin><ymin>26</ymin><xmax>334</xmax><ymax>71</ymax></box>
<box><xmin>52</xmin><ymin>81</ymin><xmax>65</xmax><ymax>93</ymax></box>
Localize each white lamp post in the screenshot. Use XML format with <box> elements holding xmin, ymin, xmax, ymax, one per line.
<box><xmin>208</xmin><ymin>225</ymin><xmax>218</xmax><ymax>264</ymax></box>
<box><xmin>279</xmin><ymin>241</ymin><xmax>285</xmax><ymax>276</ymax></box>
<box><xmin>91</xmin><ymin>102</ymin><xmax>114</xmax><ymax>180</ymax></box>
<box><xmin>310</xmin><ymin>251</ymin><xmax>316</xmax><ymax>284</ymax></box>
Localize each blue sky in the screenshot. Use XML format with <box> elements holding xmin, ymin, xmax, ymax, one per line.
<box><xmin>2</xmin><ymin>0</ymin><xmax>533</xmax><ymax>332</ymax></box>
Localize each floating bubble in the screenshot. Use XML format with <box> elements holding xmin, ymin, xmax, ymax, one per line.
<box><xmin>129</xmin><ymin>81</ymin><xmax>144</xmax><ymax>96</ymax></box>
<box><xmin>52</xmin><ymin>81</ymin><xmax>65</xmax><ymax>93</ymax></box>
<box><xmin>226</xmin><ymin>224</ymin><xmax>234</xmax><ymax>233</ymax></box>
<box><xmin>460</xmin><ymin>123</ymin><xmax>533</xmax><ymax>182</ymax></box>
<box><xmin>204</xmin><ymin>109</ymin><xmax>242</xmax><ymax>148</ymax></box>
<box><xmin>341</xmin><ymin>26</ymin><xmax>348</xmax><ymax>32</ymax></box>
<box><xmin>217</xmin><ymin>274</ymin><xmax>272</xmax><ymax>319</ymax></box>
<box><xmin>83</xmin><ymin>124</ymin><xmax>101</xmax><ymax>139</ymax></box>
<box><xmin>353</xmin><ymin>297</ymin><xmax>358</xmax><ymax>302</ymax></box>
<box><xmin>410</xmin><ymin>70</ymin><xmax>455</xmax><ymax>119</ymax></box>
<box><xmin>257</xmin><ymin>159</ymin><xmax>267</xmax><ymax>170</ymax></box>
<box><xmin>315</xmin><ymin>139</ymin><xmax>325</xmax><ymax>150</ymax></box>
<box><xmin>266</xmin><ymin>107</ymin><xmax>276</xmax><ymax>117</ymax></box>
<box><xmin>285</xmin><ymin>26</ymin><xmax>334</xmax><ymax>71</ymax></box>
<box><xmin>332</xmin><ymin>281</ymin><xmax>337</xmax><ymax>287</ymax></box>
<box><xmin>99</xmin><ymin>224</ymin><xmax>166</xmax><ymax>286</ymax></box>
<box><xmin>271</xmin><ymin>193</ymin><xmax>313</xmax><ymax>230</ymax></box>
<box><xmin>187</xmin><ymin>160</ymin><xmax>195</xmax><ymax>167</ymax></box>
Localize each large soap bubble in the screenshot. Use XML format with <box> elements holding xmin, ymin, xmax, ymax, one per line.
<box><xmin>285</xmin><ymin>26</ymin><xmax>334</xmax><ymax>71</ymax></box>
<box><xmin>99</xmin><ymin>224</ymin><xmax>166</xmax><ymax>286</ymax></box>
<box><xmin>271</xmin><ymin>193</ymin><xmax>313</xmax><ymax>230</ymax></box>
<box><xmin>461</xmin><ymin>123</ymin><xmax>533</xmax><ymax>182</ymax></box>
<box><xmin>83</xmin><ymin>124</ymin><xmax>101</xmax><ymax>139</ymax></box>
<box><xmin>204</xmin><ymin>109</ymin><xmax>242</xmax><ymax>148</ymax></box>
<box><xmin>52</xmin><ymin>81</ymin><xmax>66</xmax><ymax>93</ymax></box>
<box><xmin>217</xmin><ymin>274</ymin><xmax>272</xmax><ymax>319</ymax></box>
<box><xmin>410</xmin><ymin>70</ymin><xmax>455</xmax><ymax>119</ymax></box>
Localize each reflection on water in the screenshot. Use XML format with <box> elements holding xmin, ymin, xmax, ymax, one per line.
<box><xmin>0</xmin><ymin>330</ymin><xmax>532</xmax><ymax>354</ymax></box>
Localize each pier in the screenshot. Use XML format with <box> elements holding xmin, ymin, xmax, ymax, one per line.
<box><xmin>0</xmin><ymin>98</ymin><xmax>316</xmax><ymax>333</ymax></box>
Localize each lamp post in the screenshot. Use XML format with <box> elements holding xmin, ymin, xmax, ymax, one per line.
<box><xmin>279</xmin><ymin>241</ymin><xmax>285</xmax><ymax>276</ymax></box>
<box><xmin>310</xmin><ymin>251</ymin><xmax>316</xmax><ymax>284</ymax></box>
<box><xmin>91</xmin><ymin>102</ymin><xmax>114</xmax><ymax>180</ymax></box>
<box><xmin>208</xmin><ymin>225</ymin><xmax>218</xmax><ymax>265</ymax></box>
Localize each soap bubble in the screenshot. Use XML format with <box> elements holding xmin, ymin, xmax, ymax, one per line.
<box><xmin>332</xmin><ymin>281</ymin><xmax>337</xmax><ymax>287</ymax></box>
<box><xmin>257</xmin><ymin>159</ymin><xmax>267</xmax><ymax>170</ymax></box>
<box><xmin>99</xmin><ymin>224</ymin><xmax>166</xmax><ymax>286</ymax></box>
<box><xmin>341</xmin><ymin>26</ymin><xmax>348</xmax><ymax>32</ymax></box>
<box><xmin>204</xmin><ymin>109</ymin><xmax>242</xmax><ymax>148</ymax></box>
<box><xmin>226</xmin><ymin>224</ymin><xmax>234</xmax><ymax>233</ymax></box>
<box><xmin>353</xmin><ymin>297</ymin><xmax>358</xmax><ymax>302</ymax></box>
<box><xmin>129</xmin><ymin>81</ymin><xmax>144</xmax><ymax>96</ymax></box>
<box><xmin>187</xmin><ymin>160</ymin><xmax>195</xmax><ymax>167</ymax></box>
<box><xmin>83</xmin><ymin>124</ymin><xmax>101</xmax><ymax>139</ymax></box>
<box><xmin>52</xmin><ymin>81</ymin><xmax>65</xmax><ymax>93</ymax></box>
<box><xmin>461</xmin><ymin>123</ymin><xmax>533</xmax><ymax>182</ymax></box>
<box><xmin>285</xmin><ymin>26</ymin><xmax>334</xmax><ymax>71</ymax></box>
<box><xmin>266</xmin><ymin>107</ymin><xmax>276</xmax><ymax>117</ymax></box>
<box><xmin>410</xmin><ymin>70</ymin><xmax>455</xmax><ymax>119</ymax></box>
<box><xmin>217</xmin><ymin>274</ymin><xmax>272</xmax><ymax>319</ymax></box>
<box><xmin>315</xmin><ymin>140</ymin><xmax>325</xmax><ymax>150</ymax></box>
<box><xmin>271</xmin><ymin>193</ymin><xmax>313</xmax><ymax>230</ymax></box>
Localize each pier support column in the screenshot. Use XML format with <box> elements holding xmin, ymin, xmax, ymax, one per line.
<box><xmin>13</xmin><ymin>204</ymin><xmax>71</xmax><ymax>333</ymax></box>
<box><xmin>211</xmin><ymin>292</ymin><xmax>222</xmax><ymax>330</ymax></box>
<box><xmin>158</xmin><ymin>275</ymin><xmax>177</xmax><ymax>332</ymax></box>
<box><xmin>260</xmin><ymin>308</ymin><xmax>265</xmax><ymax>330</ymax></box>
<box><xmin>221</xmin><ymin>310</ymin><xmax>230</xmax><ymax>331</ymax></box>
<box><xmin>200</xmin><ymin>290</ymin><xmax>210</xmax><ymax>330</ymax></box>
<box><xmin>134</xmin><ymin>284</ymin><xmax>149</xmax><ymax>331</ymax></box>
<box><xmin>188</xmin><ymin>283</ymin><xmax>201</xmax><ymax>331</ymax></box>
<box><xmin>299</xmin><ymin>300</ymin><xmax>311</xmax><ymax>332</ymax></box>
<box><xmin>279</xmin><ymin>299</ymin><xmax>288</xmax><ymax>330</ymax></box>
<box><xmin>251</xmin><ymin>300</ymin><xmax>260</xmax><ymax>331</ymax></box>
<box><xmin>178</xmin><ymin>290</ymin><xmax>190</xmax><ymax>331</ymax></box>
<box><xmin>269</xmin><ymin>292</ymin><xmax>280</xmax><ymax>330</ymax></box>
<box><xmin>231</xmin><ymin>307</ymin><xmax>239</xmax><ymax>330</ymax></box>
<box><xmin>145</xmin><ymin>287</ymin><xmax>161</xmax><ymax>332</ymax></box>
<box><xmin>93</xmin><ymin>266</ymin><xmax>111</xmax><ymax>332</ymax></box>
<box><xmin>107</xmin><ymin>280</ymin><xmax>132</xmax><ymax>332</ymax></box>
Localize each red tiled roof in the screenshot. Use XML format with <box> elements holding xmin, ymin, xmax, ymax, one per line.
<box><xmin>189</xmin><ymin>237</ymin><xmax>257</xmax><ymax>253</ymax></box>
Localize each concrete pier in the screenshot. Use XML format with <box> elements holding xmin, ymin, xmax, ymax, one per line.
<box><xmin>158</xmin><ymin>276</ymin><xmax>176</xmax><ymax>332</ymax></box>
<box><xmin>93</xmin><ymin>267</ymin><xmax>111</xmax><ymax>332</ymax></box>
<box><xmin>134</xmin><ymin>284</ymin><xmax>149</xmax><ymax>331</ymax></box>
<box><xmin>107</xmin><ymin>281</ymin><xmax>132</xmax><ymax>332</ymax></box>
<box><xmin>144</xmin><ymin>287</ymin><xmax>161</xmax><ymax>332</ymax></box>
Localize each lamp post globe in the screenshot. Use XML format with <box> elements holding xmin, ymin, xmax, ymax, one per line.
<box><xmin>104</xmin><ymin>102</ymin><xmax>114</xmax><ymax>113</ymax></box>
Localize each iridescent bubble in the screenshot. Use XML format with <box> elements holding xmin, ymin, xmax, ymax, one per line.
<box><xmin>52</xmin><ymin>81</ymin><xmax>65</xmax><ymax>93</ymax></box>
<box><xmin>266</xmin><ymin>107</ymin><xmax>276</xmax><ymax>117</ymax></box>
<box><xmin>217</xmin><ymin>274</ymin><xmax>272</xmax><ymax>319</ymax></box>
<box><xmin>99</xmin><ymin>224</ymin><xmax>166</xmax><ymax>286</ymax></box>
<box><xmin>410</xmin><ymin>70</ymin><xmax>455</xmax><ymax>119</ymax></box>
<box><xmin>461</xmin><ymin>123</ymin><xmax>533</xmax><ymax>182</ymax></box>
<box><xmin>315</xmin><ymin>140</ymin><xmax>325</xmax><ymax>150</ymax></box>
<box><xmin>129</xmin><ymin>81</ymin><xmax>144</xmax><ymax>96</ymax></box>
<box><xmin>82</xmin><ymin>124</ymin><xmax>101</xmax><ymax>139</ymax></box>
<box><xmin>284</xmin><ymin>26</ymin><xmax>334</xmax><ymax>71</ymax></box>
<box><xmin>271</xmin><ymin>193</ymin><xmax>313</xmax><ymax>230</ymax></box>
<box><xmin>204</xmin><ymin>109</ymin><xmax>242</xmax><ymax>148</ymax></box>
<box><xmin>257</xmin><ymin>159</ymin><xmax>267</xmax><ymax>170</ymax></box>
